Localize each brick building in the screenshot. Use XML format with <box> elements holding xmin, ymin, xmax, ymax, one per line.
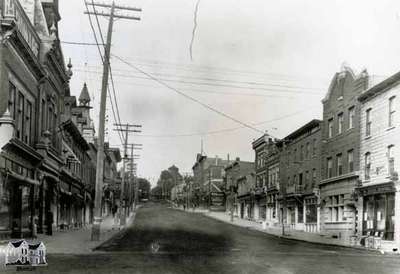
<box><xmin>357</xmin><ymin>71</ymin><xmax>400</xmax><ymax>247</ymax></box>
<box><xmin>224</xmin><ymin>158</ymin><xmax>254</xmax><ymax>218</ymax></box>
<box><xmin>320</xmin><ymin>66</ymin><xmax>369</xmax><ymax>242</ymax></box>
<box><xmin>252</xmin><ymin>134</ymin><xmax>281</xmax><ymax>226</ymax></box>
<box><xmin>280</xmin><ymin>120</ymin><xmax>322</xmax><ymax>233</ymax></box>
<box><xmin>192</xmin><ymin>154</ymin><xmax>228</xmax><ymax>209</ymax></box>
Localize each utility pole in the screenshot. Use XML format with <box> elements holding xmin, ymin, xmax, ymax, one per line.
<box><xmin>87</xmin><ymin>1</ymin><xmax>141</xmax><ymax>241</ymax></box>
<box><xmin>114</xmin><ymin>124</ymin><xmax>141</xmax><ymax>226</ymax></box>
<box><xmin>126</xmin><ymin>143</ymin><xmax>142</xmax><ymax>212</ymax></box>
<box><xmin>208</xmin><ymin>169</ymin><xmax>211</xmax><ymax>210</ymax></box>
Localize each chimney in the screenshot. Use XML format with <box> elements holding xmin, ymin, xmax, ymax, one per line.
<box><xmin>227</xmin><ymin>154</ymin><xmax>230</xmax><ymax>163</ymax></box>
<box><xmin>215</xmin><ymin>155</ymin><xmax>218</xmax><ymax>165</ymax></box>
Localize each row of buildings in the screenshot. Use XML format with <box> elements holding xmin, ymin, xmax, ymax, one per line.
<box><xmin>190</xmin><ymin>65</ymin><xmax>400</xmax><ymax>249</ymax></box>
<box><xmin>0</xmin><ymin>0</ymin><xmax>123</xmax><ymax>239</ymax></box>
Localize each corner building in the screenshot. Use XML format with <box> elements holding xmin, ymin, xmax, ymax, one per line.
<box><xmin>357</xmin><ymin>71</ymin><xmax>400</xmax><ymax>249</ymax></box>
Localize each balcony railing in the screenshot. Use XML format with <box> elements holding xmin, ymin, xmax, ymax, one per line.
<box><xmin>286</xmin><ymin>184</ymin><xmax>304</xmax><ymax>195</ymax></box>
<box><xmin>1</xmin><ymin>0</ymin><xmax>40</xmax><ymax>57</ymax></box>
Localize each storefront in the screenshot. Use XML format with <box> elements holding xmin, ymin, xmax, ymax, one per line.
<box><xmin>304</xmin><ymin>196</ymin><xmax>318</xmax><ymax>232</ymax></box>
<box><xmin>0</xmin><ymin>141</ymin><xmax>43</xmax><ymax>239</ymax></box>
<box><xmin>266</xmin><ymin>192</ymin><xmax>279</xmax><ymax>226</ymax></box>
<box><xmin>358</xmin><ymin>183</ymin><xmax>395</xmax><ymax>241</ymax></box>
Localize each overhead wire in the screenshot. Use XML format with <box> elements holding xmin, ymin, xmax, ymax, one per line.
<box><xmin>112</xmin><ymin>53</ymin><xmax>269</xmax><ymax>135</ymax></box>
<box><xmin>73</xmin><ymin>65</ymin><xmax>325</xmax><ymax>92</ymax></box>
<box><xmin>129</xmin><ymin>107</ymin><xmax>320</xmax><ymax>138</ymax></box>
<box><xmin>74</xmin><ymin>68</ymin><xmax>324</xmax><ymax>96</ymax></box>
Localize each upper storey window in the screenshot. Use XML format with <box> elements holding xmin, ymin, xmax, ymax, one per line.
<box><xmin>366</xmin><ymin>108</ymin><xmax>372</xmax><ymax>137</ymax></box>
<box><xmin>338</xmin><ymin>112</ymin><xmax>344</xmax><ymax>134</ymax></box>
<box><xmin>328</xmin><ymin>118</ymin><xmax>334</xmax><ymax>138</ymax></box>
<box><xmin>348</xmin><ymin>106</ymin><xmax>355</xmax><ymax>129</ymax></box>
<box><xmin>389</xmin><ymin>96</ymin><xmax>396</xmax><ymax>128</ymax></box>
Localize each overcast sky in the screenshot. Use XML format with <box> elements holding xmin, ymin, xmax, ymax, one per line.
<box><xmin>59</xmin><ymin>0</ymin><xmax>400</xmax><ymax>186</ymax></box>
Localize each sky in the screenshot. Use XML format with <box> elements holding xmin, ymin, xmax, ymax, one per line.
<box><xmin>59</xmin><ymin>0</ymin><xmax>400</xmax><ymax>187</ymax></box>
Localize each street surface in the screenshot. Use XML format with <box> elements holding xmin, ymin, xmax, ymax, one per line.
<box><xmin>5</xmin><ymin>202</ymin><xmax>400</xmax><ymax>274</ymax></box>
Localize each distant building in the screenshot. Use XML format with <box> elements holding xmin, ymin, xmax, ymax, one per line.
<box><xmin>192</xmin><ymin>154</ymin><xmax>229</xmax><ymax>208</ymax></box>
<box><xmin>224</xmin><ymin>158</ymin><xmax>254</xmax><ymax>217</ymax></box>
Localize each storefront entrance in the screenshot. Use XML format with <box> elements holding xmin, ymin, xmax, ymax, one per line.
<box><xmin>363</xmin><ymin>193</ymin><xmax>395</xmax><ymax>240</ymax></box>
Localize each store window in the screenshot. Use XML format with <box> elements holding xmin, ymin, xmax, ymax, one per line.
<box><xmin>363</xmin><ymin>193</ymin><xmax>394</xmax><ymax>240</ymax></box>
<box><xmin>306</xmin><ymin>198</ymin><xmax>318</xmax><ymax>223</ymax></box>
<box><xmin>327</xmin><ymin>194</ymin><xmax>344</xmax><ymax>222</ymax></box>
<box><xmin>0</xmin><ymin>180</ymin><xmax>10</xmax><ymax>231</ymax></box>
<box><xmin>298</xmin><ymin>204</ymin><xmax>304</xmax><ymax>223</ymax></box>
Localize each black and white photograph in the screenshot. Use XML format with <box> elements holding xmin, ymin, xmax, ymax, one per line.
<box><xmin>0</xmin><ymin>0</ymin><xmax>400</xmax><ymax>273</ymax></box>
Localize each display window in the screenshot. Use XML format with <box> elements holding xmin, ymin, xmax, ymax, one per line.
<box><xmin>363</xmin><ymin>193</ymin><xmax>394</xmax><ymax>240</ymax></box>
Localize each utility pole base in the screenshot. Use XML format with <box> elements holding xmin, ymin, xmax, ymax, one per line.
<box><xmin>91</xmin><ymin>217</ymin><xmax>102</xmax><ymax>241</ymax></box>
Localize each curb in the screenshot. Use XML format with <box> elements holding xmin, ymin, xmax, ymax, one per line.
<box><xmin>200</xmin><ymin>212</ymin><xmax>396</xmax><ymax>256</ymax></box>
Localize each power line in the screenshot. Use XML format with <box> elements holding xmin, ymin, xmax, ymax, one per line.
<box><xmin>74</xmin><ymin>69</ymin><xmax>320</xmax><ymax>99</ymax></box>
<box><xmin>131</xmin><ymin>107</ymin><xmax>319</xmax><ymax>138</ymax></box>
<box><xmin>60</xmin><ymin>40</ymin><xmax>330</xmax><ymax>82</ymax></box>
<box><xmin>73</xmin><ymin>65</ymin><xmax>325</xmax><ymax>92</ymax></box>
<box><xmin>113</xmin><ymin>53</ymin><xmax>272</xmax><ymax>135</ymax></box>
<box><xmin>75</xmin><ymin>68</ymin><xmax>324</xmax><ymax>96</ymax></box>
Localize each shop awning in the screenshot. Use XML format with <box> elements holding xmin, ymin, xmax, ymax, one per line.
<box><xmin>6</xmin><ymin>170</ymin><xmax>40</xmax><ymax>185</ymax></box>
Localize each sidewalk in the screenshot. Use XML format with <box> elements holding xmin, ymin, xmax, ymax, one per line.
<box><xmin>0</xmin><ymin>212</ymin><xmax>137</xmax><ymax>269</ymax></box>
<box><xmin>177</xmin><ymin>206</ymin><xmax>395</xmax><ymax>254</ymax></box>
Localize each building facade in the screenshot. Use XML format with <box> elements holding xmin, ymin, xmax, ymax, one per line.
<box><xmin>280</xmin><ymin>120</ymin><xmax>322</xmax><ymax>233</ymax></box>
<box><xmin>224</xmin><ymin>158</ymin><xmax>254</xmax><ymax>218</ymax></box>
<box><xmin>320</xmin><ymin>66</ymin><xmax>369</xmax><ymax>242</ymax></box>
<box><xmin>357</xmin><ymin>71</ymin><xmax>400</xmax><ymax>247</ymax></box>
<box><xmin>192</xmin><ymin>154</ymin><xmax>228</xmax><ymax>209</ymax></box>
<box><xmin>252</xmin><ymin>135</ymin><xmax>269</xmax><ymax>221</ymax></box>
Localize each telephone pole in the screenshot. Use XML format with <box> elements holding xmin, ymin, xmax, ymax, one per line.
<box><xmin>114</xmin><ymin>124</ymin><xmax>141</xmax><ymax>226</ymax></box>
<box><xmin>126</xmin><ymin>144</ymin><xmax>142</xmax><ymax>213</ymax></box>
<box><xmin>87</xmin><ymin>0</ymin><xmax>141</xmax><ymax>241</ymax></box>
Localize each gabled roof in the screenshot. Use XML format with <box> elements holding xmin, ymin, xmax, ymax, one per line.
<box><xmin>322</xmin><ymin>65</ymin><xmax>357</xmax><ymax>103</ymax></box>
<box><xmin>10</xmin><ymin>240</ymin><xmax>26</xmax><ymax>248</ymax></box>
<box><xmin>28</xmin><ymin>242</ymin><xmax>44</xmax><ymax>250</ymax></box>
